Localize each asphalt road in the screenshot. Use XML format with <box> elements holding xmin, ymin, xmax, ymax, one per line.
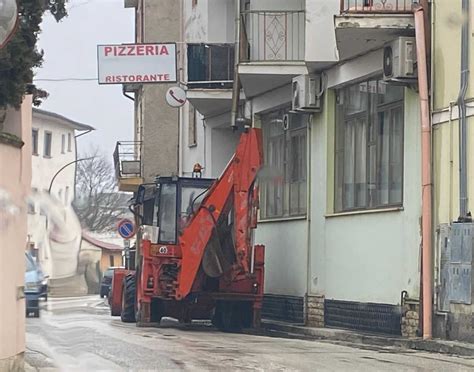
<box><xmin>25</xmin><ymin>296</ymin><xmax>474</xmax><ymax>371</ymax></box>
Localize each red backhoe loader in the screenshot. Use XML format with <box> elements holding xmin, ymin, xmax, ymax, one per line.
<box><xmin>109</xmin><ymin>128</ymin><xmax>265</xmax><ymax>331</ymax></box>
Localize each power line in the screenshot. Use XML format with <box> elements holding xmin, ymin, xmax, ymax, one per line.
<box><xmin>34</xmin><ymin>78</ymin><xmax>98</xmax><ymax>82</ymax></box>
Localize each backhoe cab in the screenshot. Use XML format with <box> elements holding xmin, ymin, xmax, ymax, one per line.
<box><xmin>110</xmin><ymin>128</ymin><xmax>265</xmax><ymax>331</ymax></box>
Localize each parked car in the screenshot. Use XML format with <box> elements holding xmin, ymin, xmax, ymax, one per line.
<box><xmin>25</xmin><ymin>252</ymin><xmax>47</xmax><ymax>317</ymax></box>
<box><xmin>100</xmin><ymin>267</ymin><xmax>123</xmax><ymax>298</ymax></box>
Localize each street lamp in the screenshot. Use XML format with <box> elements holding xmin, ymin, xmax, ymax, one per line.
<box><xmin>48</xmin><ymin>157</ymin><xmax>95</xmax><ymax>194</ymax></box>
<box><xmin>0</xmin><ymin>0</ymin><xmax>19</xmax><ymax>49</ymax></box>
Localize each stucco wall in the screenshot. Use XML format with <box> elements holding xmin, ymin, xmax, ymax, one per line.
<box><xmin>433</xmin><ymin>116</ymin><xmax>474</xmax><ymax>226</ymax></box>
<box><xmin>141</xmin><ymin>0</ymin><xmax>180</xmax><ymax>181</ymax></box>
<box><xmin>256</xmin><ymin>220</ymin><xmax>308</xmax><ymax>296</ymax></box>
<box><xmin>0</xmin><ymin>97</ymin><xmax>32</xmax><ymax>366</ymax></box>
<box><xmin>433</xmin><ymin>0</ymin><xmax>474</xmax><ymax>109</ymax></box>
<box><xmin>30</xmin><ymin>115</ymin><xmax>76</xmax><ymax>203</ymax></box>
<box><xmin>309</xmin><ymin>88</ymin><xmax>422</xmax><ymax>305</ymax></box>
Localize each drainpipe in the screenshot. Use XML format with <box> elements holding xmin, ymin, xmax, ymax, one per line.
<box><xmin>230</xmin><ymin>0</ymin><xmax>241</xmax><ymax>128</ymax></box>
<box><xmin>457</xmin><ymin>0</ymin><xmax>470</xmax><ymax>221</ymax></box>
<box><xmin>413</xmin><ymin>4</ymin><xmax>432</xmax><ymax>340</ymax></box>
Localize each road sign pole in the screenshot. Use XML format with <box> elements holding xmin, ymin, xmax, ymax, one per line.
<box><xmin>124</xmin><ymin>239</ymin><xmax>130</xmax><ymax>269</ymax></box>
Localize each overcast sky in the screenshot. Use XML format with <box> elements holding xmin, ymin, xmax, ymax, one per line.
<box><xmin>36</xmin><ymin>0</ymin><xmax>135</xmax><ymax>159</ymax></box>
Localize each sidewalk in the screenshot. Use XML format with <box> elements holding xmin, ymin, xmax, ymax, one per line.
<box><xmin>259</xmin><ymin>320</ymin><xmax>474</xmax><ymax>357</ymax></box>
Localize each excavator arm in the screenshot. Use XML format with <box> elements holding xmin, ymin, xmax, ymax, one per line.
<box><xmin>175</xmin><ymin>128</ymin><xmax>263</xmax><ymax>300</ymax></box>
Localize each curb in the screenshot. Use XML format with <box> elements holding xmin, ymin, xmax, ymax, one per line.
<box><xmin>260</xmin><ymin>321</ymin><xmax>474</xmax><ymax>357</ymax></box>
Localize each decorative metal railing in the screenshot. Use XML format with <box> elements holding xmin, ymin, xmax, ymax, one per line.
<box><xmin>340</xmin><ymin>0</ymin><xmax>414</xmax><ymax>13</ymax></box>
<box><xmin>240</xmin><ymin>10</ymin><xmax>305</xmax><ymax>62</ymax></box>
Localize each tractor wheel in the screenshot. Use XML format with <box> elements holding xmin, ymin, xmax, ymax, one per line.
<box><xmin>212</xmin><ymin>301</ymin><xmax>254</xmax><ymax>332</ymax></box>
<box><xmin>150</xmin><ymin>299</ymin><xmax>164</xmax><ymax>324</ymax></box>
<box><xmin>212</xmin><ymin>301</ymin><xmax>240</xmax><ymax>332</ymax></box>
<box><xmin>121</xmin><ymin>273</ymin><xmax>136</xmax><ymax>323</ymax></box>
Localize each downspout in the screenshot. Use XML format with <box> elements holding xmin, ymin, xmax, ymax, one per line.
<box><xmin>413</xmin><ymin>5</ymin><xmax>432</xmax><ymax>340</ymax></box>
<box><xmin>230</xmin><ymin>0</ymin><xmax>241</xmax><ymax>128</ymax></box>
<box><xmin>457</xmin><ymin>0</ymin><xmax>470</xmax><ymax>221</ymax></box>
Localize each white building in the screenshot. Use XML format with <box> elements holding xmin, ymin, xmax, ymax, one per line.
<box><xmin>27</xmin><ymin>108</ymin><xmax>94</xmax><ymax>278</ymax></box>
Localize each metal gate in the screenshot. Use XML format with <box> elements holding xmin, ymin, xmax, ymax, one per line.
<box><xmin>325</xmin><ymin>299</ymin><xmax>402</xmax><ymax>335</ymax></box>
<box><xmin>262</xmin><ymin>294</ymin><xmax>304</xmax><ymax>324</ymax></box>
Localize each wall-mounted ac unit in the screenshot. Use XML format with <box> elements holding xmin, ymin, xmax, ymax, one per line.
<box><xmin>292</xmin><ymin>74</ymin><xmax>322</xmax><ymax>112</ymax></box>
<box><xmin>383</xmin><ymin>37</ymin><xmax>417</xmax><ymax>83</ymax></box>
<box><xmin>124</xmin><ymin>0</ymin><xmax>138</xmax><ymax>8</ymax></box>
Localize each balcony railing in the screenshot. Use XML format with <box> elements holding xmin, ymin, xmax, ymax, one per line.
<box><xmin>240</xmin><ymin>10</ymin><xmax>305</xmax><ymax>62</ymax></box>
<box><xmin>113</xmin><ymin>141</ymin><xmax>142</xmax><ymax>180</ymax></box>
<box><xmin>340</xmin><ymin>0</ymin><xmax>415</xmax><ymax>14</ymax></box>
<box><xmin>187</xmin><ymin>44</ymin><xmax>234</xmax><ymax>89</ymax></box>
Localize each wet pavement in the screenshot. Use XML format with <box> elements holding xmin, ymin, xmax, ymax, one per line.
<box><xmin>25</xmin><ymin>296</ymin><xmax>474</xmax><ymax>371</ymax></box>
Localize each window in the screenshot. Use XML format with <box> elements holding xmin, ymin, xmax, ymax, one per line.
<box><xmin>109</xmin><ymin>255</ymin><xmax>114</xmax><ymax>267</ymax></box>
<box><xmin>335</xmin><ymin>79</ymin><xmax>404</xmax><ymax>212</ymax></box>
<box><xmin>61</xmin><ymin>134</ymin><xmax>66</xmax><ymax>153</ymax></box>
<box><xmin>32</xmin><ymin>129</ymin><xmax>39</xmax><ymax>155</ymax></box>
<box><xmin>188</xmin><ymin>104</ymin><xmax>197</xmax><ymax>147</ymax></box>
<box><xmin>44</xmin><ymin>131</ymin><xmax>52</xmax><ymax>157</ymax></box>
<box><xmin>261</xmin><ymin>108</ymin><xmax>307</xmax><ymax>219</ymax></box>
<box><xmin>27</xmin><ymin>200</ymin><xmax>35</xmax><ymax>214</ymax></box>
<box><xmin>67</xmin><ymin>133</ymin><xmax>72</xmax><ymax>152</ymax></box>
<box><xmin>156</xmin><ymin>183</ymin><xmax>177</xmax><ymax>243</ymax></box>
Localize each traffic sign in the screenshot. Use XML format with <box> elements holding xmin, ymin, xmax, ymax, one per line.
<box><xmin>117</xmin><ymin>218</ymin><xmax>135</xmax><ymax>239</ymax></box>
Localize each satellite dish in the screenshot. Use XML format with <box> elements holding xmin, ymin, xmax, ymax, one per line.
<box><xmin>165</xmin><ymin>86</ymin><xmax>187</xmax><ymax>108</ymax></box>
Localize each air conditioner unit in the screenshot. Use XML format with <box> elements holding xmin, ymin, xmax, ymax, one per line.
<box><xmin>292</xmin><ymin>74</ymin><xmax>322</xmax><ymax>112</ymax></box>
<box><xmin>383</xmin><ymin>37</ymin><xmax>417</xmax><ymax>82</ymax></box>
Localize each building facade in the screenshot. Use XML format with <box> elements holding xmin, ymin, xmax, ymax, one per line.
<box><xmin>27</xmin><ymin>108</ymin><xmax>94</xmax><ymax>279</ymax></box>
<box><xmin>117</xmin><ymin>0</ymin><xmax>474</xmax><ymax>340</ymax></box>
<box><xmin>0</xmin><ymin>96</ymin><xmax>32</xmax><ymax>370</ymax></box>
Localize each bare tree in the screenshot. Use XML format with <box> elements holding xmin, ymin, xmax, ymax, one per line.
<box><xmin>74</xmin><ymin>148</ymin><xmax>131</xmax><ymax>232</ymax></box>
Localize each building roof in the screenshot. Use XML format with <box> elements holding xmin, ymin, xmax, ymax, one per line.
<box><xmin>33</xmin><ymin>108</ymin><xmax>95</xmax><ymax>132</ymax></box>
<box><xmin>82</xmin><ymin>231</ymin><xmax>123</xmax><ymax>252</ymax></box>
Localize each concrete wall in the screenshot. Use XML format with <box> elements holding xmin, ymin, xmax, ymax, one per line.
<box><xmin>184</xmin><ymin>0</ymin><xmax>234</xmax><ymax>44</ymax></box>
<box><xmin>250</xmin><ymin>0</ymin><xmax>304</xmax><ymax>11</ymax></box>
<box><xmin>305</xmin><ymin>0</ymin><xmax>339</xmax><ymax>64</ymax></box>
<box><xmin>309</xmin><ymin>88</ymin><xmax>422</xmax><ymax>305</ymax></box>
<box><xmin>140</xmin><ymin>0</ymin><xmax>180</xmax><ymax>182</ymax></box>
<box><xmin>0</xmin><ymin>97</ymin><xmax>32</xmax><ymax>369</ymax></box>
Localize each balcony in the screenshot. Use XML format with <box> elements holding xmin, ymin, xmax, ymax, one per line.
<box><xmin>336</xmin><ymin>0</ymin><xmax>415</xmax><ymax>61</ymax></box>
<box><xmin>187</xmin><ymin>44</ymin><xmax>234</xmax><ymax>90</ymax></box>
<box><xmin>186</xmin><ymin>43</ymin><xmax>237</xmax><ymax>118</ymax></box>
<box><xmin>238</xmin><ymin>10</ymin><xmax>308</xmax><ymax>98</ymax></box>
<box><xmin>113</xmin><ymin>141</ymin><xmax>143</xmax><ymax>192</ymax></box>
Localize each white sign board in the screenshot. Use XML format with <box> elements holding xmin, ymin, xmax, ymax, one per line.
<box><xmin>97</xmin><ymin>43</ymin><xmax>177</xmax><ymax>85</ymax></box>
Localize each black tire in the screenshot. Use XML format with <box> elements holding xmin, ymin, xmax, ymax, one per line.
<box><xmin>100</xmin><ymin>294</ymin><xmax>104</xmax><ymax>299</ymax></box>
<box><xmin>150</xmin><ymin>298</ymin><xmax>164</xmax><ymax>323</ymax></box>
<box><xmin>121</xmin><ymin>273</ymin><xmax>136</xmax><ymax>323</ymax></box>
<box><xmin>212</xmin><ymin>301</ymin><xmax>253</xmax><ymax>332</ymax></box>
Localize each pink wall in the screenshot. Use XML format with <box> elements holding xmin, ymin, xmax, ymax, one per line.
<box><xmin>0</xmin><ymin>96</ymin><xmax>32</xmax><ymax>366</ymax></box>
